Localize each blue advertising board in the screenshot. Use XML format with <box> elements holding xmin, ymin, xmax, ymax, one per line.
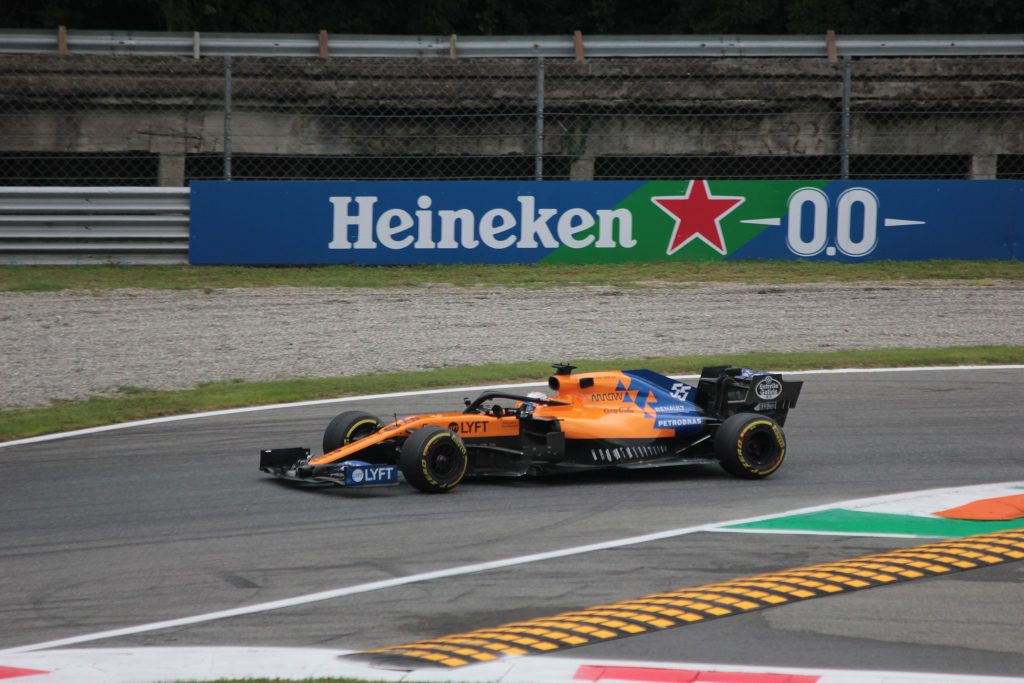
<box><xmin>189</xmin><ymin>180</ymin><xmax>1023</xmax><ymax>264</ymax></box>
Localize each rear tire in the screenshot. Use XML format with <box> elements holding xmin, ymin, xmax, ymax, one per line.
<box><xmin>400</xmin><ymin>426</ymin><xmax>468</xmax><ymax>493</ymax></box>
<box><xmin>323</xmin><ymin>410</ymin><xmax>383</xmax><ymax>454</ymax></box>
<box><xmin>714</xmin><ymin>413</ymin><xmax>786</xmax><ymax>479</ymax></box>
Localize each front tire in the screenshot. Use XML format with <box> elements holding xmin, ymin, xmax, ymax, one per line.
<box><xmin>400</xmin><ymin>426</ymin><xmax>468</xmax><ymax>493</ymax></box>
<box><xmin>323</xmin><ymin>410</ymin><xmax>383</xmax><ymax>454</ymax></box>
<box><xmin>713</xmin><ymin>413</ymin><xmax>786</xmax><ymax>479</ymax></box>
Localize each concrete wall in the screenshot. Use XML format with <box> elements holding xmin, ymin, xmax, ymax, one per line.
<box><xmin>1</xmin><ymin>54</ymin><xmax>1022</xmax><ymax>185</ymax></box>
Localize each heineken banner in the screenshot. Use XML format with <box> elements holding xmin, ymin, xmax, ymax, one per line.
<box><xmin>189</xmin><ymin>180</ymin><xmax>1022</xmax><ymax>264</ymax></box>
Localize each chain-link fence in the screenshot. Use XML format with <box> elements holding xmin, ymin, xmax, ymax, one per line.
<box><xmin>1</xmin><ymin>48</ymin><xmax>1023</xmax><ymax>185</ymax></box>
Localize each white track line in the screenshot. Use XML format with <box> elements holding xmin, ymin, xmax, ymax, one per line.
<box><xmin>6</xmin><ymin>649</ymin><xmax>1024</xmax><ymax>683</ymax></box>
<box><xmin>5</xmin><ymin>479</ymin><xmax>1020</xmax><ymax>655</ymax></box>
<box><xmin>5</xmin><ymin>649</ymin><xmax>1024</xmax><ymax>683</ymax></box>
<box><xmin>4</xmin><ymin>364</ymin><xmax>1022</xmax><ymax>449</ymax></box>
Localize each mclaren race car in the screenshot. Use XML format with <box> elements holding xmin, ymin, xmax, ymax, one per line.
<box><xmin>259</xmin><ymin>364</ymin><xmax>802</xmax><ymax>493</ymax></box>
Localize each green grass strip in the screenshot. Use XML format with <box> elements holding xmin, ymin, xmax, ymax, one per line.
<box><xmin>2</xmin><ymin>345</ymin><xmax>1022</xmax><ymax>443</ymax></box>
<box><xmin>1</xmin><ymin>260</ymin><xmax>1022</xmax><ymax>292</ymax></box>
<box><xmin>728</xmin><ymin>509</ymin><xmax>1024</xmax><ymax>537</ymax></box>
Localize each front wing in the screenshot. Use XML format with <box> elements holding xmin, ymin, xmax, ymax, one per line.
<box><xmin>259</xmin><ymin>447</ymin><xmax>399</xmax><ymax>487</ymax></box>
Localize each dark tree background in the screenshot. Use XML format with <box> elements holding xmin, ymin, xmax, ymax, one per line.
<box><xmin>2</xmin><ymin>0</ymin><xmax>1023</xmax><ymax>34</ymax></box>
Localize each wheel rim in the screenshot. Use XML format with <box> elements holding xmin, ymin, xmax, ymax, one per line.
<box><xmin>428</xmin><ymin>443</ymin><xmax>461</xmax><ymax>478</ymax></box>
<box><xmin>743</xmin><ymin>426</ymin><xmax>780</xmax><ymax>468</ymax></box>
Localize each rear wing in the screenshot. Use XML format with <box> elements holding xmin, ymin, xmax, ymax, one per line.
<box><xmin>696</xmin><ymin>365</ymin><xmax>802</xmax><ymax>424</ymax></box>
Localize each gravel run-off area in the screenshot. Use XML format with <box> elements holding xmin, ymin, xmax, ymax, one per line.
<box><xmin>1</xmin><ymin>281</ymin><xmax>1021</xmax><ymax>409</ymax></box>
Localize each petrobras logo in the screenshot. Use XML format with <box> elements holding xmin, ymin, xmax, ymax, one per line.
<box><xmin>327</xmin><ymin>195</ymin><xmax>637</xmax><ymax>251</ymax></box>
<box><xmin>653</xmin><ymin>416</ymin><xmax>704</xmax><ymax>430</ymax></box>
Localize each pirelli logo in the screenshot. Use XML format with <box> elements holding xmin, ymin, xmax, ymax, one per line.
<box><xmin>356</xmin><ymin>529</ymin><xmax>1024</xmax><ymax>668</ymax></box>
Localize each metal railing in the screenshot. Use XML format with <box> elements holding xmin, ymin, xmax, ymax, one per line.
<box><xmin>0</xmin><ymin>187</ymin><xmax>189</xmax><ymax>264</ymax></box>
<box><xmin>3</xmin><ymin>29</ymin><xmax>1023</xmax><ymax>58</ymax></box>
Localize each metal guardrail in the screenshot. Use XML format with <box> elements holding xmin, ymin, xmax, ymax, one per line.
<box><xmin>0</xmin><ymin>187</ymin><xmax>189</xmax><ymax>264</ymax></box>
<box><xmin>1</xmin><ymin>29</ymin><xmax>1023</xmax><ymax>58</ymax></box>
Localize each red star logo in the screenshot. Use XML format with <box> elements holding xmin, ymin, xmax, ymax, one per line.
<box><xmin>651</xmin><ymin>180</ymin><xmax>745</xmax><ymax>256</ymax></box>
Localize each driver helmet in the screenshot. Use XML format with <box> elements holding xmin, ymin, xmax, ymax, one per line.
<box><xmin>519</xmin><ymin>391</ymin><xmax>548</xmax><ymax>416</ymax></box>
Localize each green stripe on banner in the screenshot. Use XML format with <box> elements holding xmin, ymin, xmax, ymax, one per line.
<box><xmin>727</xmin><ymin>509</ymin><xmax>1024</xmax><ymax>537</ymax></box>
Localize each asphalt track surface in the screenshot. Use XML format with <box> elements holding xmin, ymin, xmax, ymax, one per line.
<box><xmin>2</xmin><ymin>368</ymin><xmax>1023</xmax><ymax>678</ymax></box>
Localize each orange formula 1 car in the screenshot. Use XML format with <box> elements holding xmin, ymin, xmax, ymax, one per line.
<box><xmin>259</xmin><ymin>364</ymin><xmax>802</xmax><ymax>493</ymax></box>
